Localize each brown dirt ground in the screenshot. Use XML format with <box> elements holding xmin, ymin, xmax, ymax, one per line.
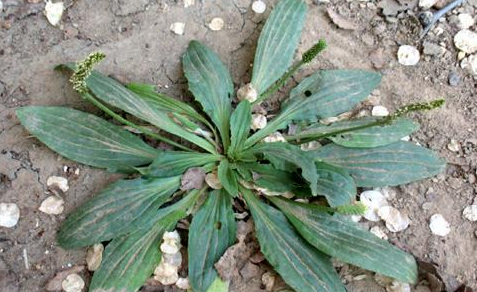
<box><xmin>1</xmin><ymin>0</ymin><xmax>476</xmax><ymax>291</ymax></box>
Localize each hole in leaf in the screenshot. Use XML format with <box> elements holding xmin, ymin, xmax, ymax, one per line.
<box><xmin>304</xmin><ymin>90</ymin><xmax>312</xmax><ymax>97</ymax></box>
<box><xmin>214</xmin><ymin>221</ymin><xmax>222</xmax><ymax>230</ymax></box>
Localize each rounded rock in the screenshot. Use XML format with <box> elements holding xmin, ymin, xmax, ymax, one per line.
<box><xmin>429</xmin><ymin>214</ymin><xmax>450</xmax><ymax>236</ymax></box>
<box><xmin>454</xmin><ymin>30</ymin><xmax>477</xmax><ymax>54</ymax></box>
<box><xmin>378</xmin><ymin>206</ymin><xmax>410</xmax><ymax>232</ymax></box>
<box><xmin>0</xmin><ymin>203</ymin><xmax>20</xmax><ymax>228</ymax></box>
<box><xmin>170</xmin><ymin>22</ymin><xmax>185</xmax><ymax>35</ymax></box>
<box><xmin>397</xmin><ymin>45</ymin><xmax>420</xmax><ymax>66</ymax></box>
<box><xmin>39</xmin><ymin>196</ymin><xmax>64</xmax><ymax>215</ymax></box>
<box><xmin>86</xmin><ymin>243</ymin><xmax>104</xmax><ymax>271</ymax></box>
<box><xmin>47</xmin><ymin>176</ymin><xmax>69</xmax><ymax>192</ymax></box>
<box><xmin>208</xmin><ymin>17</ymin><xmax>224</xmax><ymax>31</ymax></box>
<box><xmin>371</xmin><ymin>105</ymin><xmax>389</xmax><ymax>117</ymax></box>
<box><xmin>360</xmin><ymin>190</ymin><xmax>388</xmax><ymax>222</ymax></box>
<box><xmin>61</xmin><ymin>274</ymin><xmax>85</xmax><ymax>292</ymax></box>
<box><xmin>251</xmin><ymin>114</ymin><xmax>267</xmax><ymax>131</ymax></box>
<box><xmin>252</xmin><ymin>0</ymin><xmax>267</xmax><ymax>14</ymax></box>
<box><xmin>463</xmin><ymin>205</ymin><xmax>477</xmax><ymax>221</ymax></box>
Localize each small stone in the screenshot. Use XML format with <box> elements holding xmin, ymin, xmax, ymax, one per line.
<box><xmin>463</xmin><ymin>205</ymin><xmax>477</xmax><ymax>221</ymax></box>
<box><xmin>86</xmin><ymin>243</ymin><xmax>103</xmax><ymax>271</ymax></box>
<box><xmin>456</xmin><ymin>13</ymin><xmax>475</xmax><ymax>29</ymax></box>
<box><xmin>300</xmin><ymin>141</ymin><xmax>321</xmax><ymax>151</ymax></box>
<box><xmin>423</xmin><ymin>42</ymin><xmax>446</xmax><ymax>57</ymax></box>
<box><xmin>154</xmin><ymin>262</ymin><xmax>179</xmax><ymax>285</ymax></box>
<box><xmin>457</xmin><ymin>51</ymin><xmax>467</xmax><ymax>61</ymax></box>
<box><xmin>205</xmin><ymin>172</ymin><xmax>222</xmax><ymax>190</ymax></box>
<box><xmin>0</xmin><ymin>203</ymin><xmax>20</xmax><ymax>228</ymax></box>
<box><xmin>252</xmin><ymin>0</ymin><xmax>266</xmax><ymax>14</ymax></box>
<box><xmin>183</xmin><ymin>0</ymin><xmax>194</xmax><ymax>8</ymax></box>
<box><xmin>263</xmin><ymin>132</ymin><xmax>286</xmax><ymax>143</ymax></box>
<box><xmin>61</xmin><ymin>274</ymin><xmax>85</xmax><ymax>292</ymax></box>
<box><xmin>378</xmin><ymin>206</ymin><xmax>410</xmax><ymax>232</ymax></box>
<box><xmin>360</xmin><ymin>190</ymin><xmax>388</xmax><ymax>222</ymax></box>
<box><xmin>371</xmin><ymin>105</ymin><xmax>389</xmax><ymax>117</ymax></box>
<box><xmin>163</xmin><ymin>230</ymin><xmax>180</xmax><ymax>244</ymax></box>
<box><xmin>162</xmin><ymin>252</ymin><xmax>182</xmax><ymax>267</ymax></box>
<box><xmin>370</xmin><ymin>48</ymin><xmax>386</xmax><ymax>69</ymax></box>
<box><xmin>448</xmin><ymin>71</ymin><xmax>461</xmax><ymax>86</ymax></box>
<box><xmin>208</xmin><ymin>17</ymin><xmax>224</xmax><ymax>31</ymax></box>
<box><xmin>39</xmin><ymin>196</ymin><xmax>64</xmax><ymax>215</ymax></box>
<box><xmin>386</xmin><ymin>280</ymin><xmax>411</xmax><ymax>292</ymax></box>
<box><xmin>429</xmin><ymin>214</ymin><xmax>450</xmax><ymax>236</ymax></box>
<box><xmin>461</xmin><ymin>54</ymin><xmax>477</xmax><ymax>75</ymax></box>
<box><xmin>237</xmin><ymin>84</ymin><xmax>258</xmax><ymax>102</ymax></box>
<box><xmin>261</xmin><ymin>271</ymin><xmax>275</xmax><ymax>291</ymax></box>
<box><xmin>170</xmin><ymin>22</ymin><xmax>185</xmax><ymax>35</ymax></box>
<box><xmin>176</xmin><ymin>277</ymin><xmax>190</xmax><ymax>289</ymax></box>
<box><xmin>397</xmin><ymin>45</ymin><xmax>420</xmax><ymax>66</ymax></box>
<box><xmin>447</xmin><ymin>139</ymin><xmax>460</xmax><ymax>152</ymax></box>
<box><xmin>45</xmin><ymin>0</ymin><xmax>64</xmax><ymax>26</ymax></box>
<box><xmin>454</xmin><ymin>30</ymin><xmax>477</xmax><ymax>54</ymax></box>
<box><xmin>370</xmin><ymin>226</ymin><xmax>388</xmax><ymax>240</ymax></box>
<box><xmin>47</xmin><ymin>176</ymin><xmax>69</xmax><ymax>192</ymax></box>
<box><xmin>251</xmin><ymin>114</ymin><xmax>267</xmax><ymax>131</ymax></box>
<box><xmin>419</xmin><ymin>0</ymin><xmax>438</xmax><ymax>9</ymax></box>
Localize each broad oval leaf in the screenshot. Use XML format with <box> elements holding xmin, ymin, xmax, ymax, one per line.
<box><xmin>228</xmin><ymin>100</ymin><xmax>252</xmax><ymax>157</ymax></box>
<box><xmin>241</xmin><ymin>163</ymin><xmax>302</xmax><ymax>193</ymax></box>
<box><xmin>217</xmin><ymin>160</ymin><xmax>239</xmax><ymax>197</ymax></box>
<box><xmin>183</xmin><ymin>41</ymin><xmax>233</xmax><ymax>151</ymax></box>
<box><xmin>148</xmin><ymin>151</ymin><xmax>222</xmax><ymax>178</ymax></box>
<box><xmin>16</xmin><ymin>106</ymin><xmax>158</xmax><ymax>171</ymax></box>
<box><xmin>271</xmin><ymin>197</ymin><xmax>418</xmax><ymax>283</ymax></box>
<box><xmin>246</xmin><ymin>142</ymin><xmax>318</xmax><ymax>196</ymax></box>
<box><xmin>246</xmin><ymin>70</ymin><xmax>381</xmax><ymax>146</ymax></box>
<box><xmin>57</xmin><ymin>176</ymin><xmax>180</xmax><ymax>248</ymax></box>
<box><xmin>315</xmin><ymin>162</ymin><xmax>356</xmax><ymax>207</ymax></box>
<box><xmin>310</xmin><ymin>141</ymin><xmax>445</xmax><ymax>187</ymax></box>
<box><xmin>57</xmin><ymin>64</ymin><xmax>216</xmax><ymax>154</ymax></box>
<box><xmin>329</xmin><ymin>118</ymin><xmax>419</xmax><ymax>148</ymax></box>
<box><xmin>90</xmin><ymin>190</ymin><xmax>200</xmax><ymax>292</ymax></box>
<box><xmin>241</xmin><ymin>188</ymin><xmax>346</xmax><ymax>292</ymax></box>
<box><xmin>251</xmin><ymin>0</ymin><xmax>307</xmax><ymax>95</ymax></box>
<box><xmin>189</xmin><ymin>190</ymin><xmax>236</xmax><ymax>292</ymax></box>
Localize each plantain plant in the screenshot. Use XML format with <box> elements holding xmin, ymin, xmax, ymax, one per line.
<box><xmin>17</xmin><ymin>0</ymin><xmax>445</xmax><ymax>291</ymax></box>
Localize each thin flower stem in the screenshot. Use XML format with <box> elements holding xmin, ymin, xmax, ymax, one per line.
<box><xmin>82</xmin><ymin>92</ymin><xmax>194</xmax><ymax>152</ymax></box>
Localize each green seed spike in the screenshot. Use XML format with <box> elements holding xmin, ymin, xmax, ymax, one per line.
<box><xmin>335</xmin><ymin>202</ymin><xmax>367</xmax><ymax>216</ymax></box>
<box><xmin>392</xmin><ymin>99</ymin><xmax>445</xmax><ymax>118</ymax></box>
<box><xmin>302</xmin><ymin>39</ymin><xmax>327</xmax><ymax>64</ymax></box>
<box><xmin>70</xmin><ymin>52</ymin><xmax>106</xmax><ymax>94</ymax></box>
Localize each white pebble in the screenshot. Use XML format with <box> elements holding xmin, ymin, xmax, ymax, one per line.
<box><xmin>447</xmin><ymin>139</ymin><xmax>460</xmax><ymax>152</ymax></box>
<box><xmin>183</xmin><ymin>0</ymin><xmax>195</xmax><ymax>8</ymax></box>
<box><xmin>170</xmin><ymin>22</ymin><xmax>185</xmax><ymax>35</ymax></box>
<box><xmin>205</xmin><ymin>172</ymin><xmax>222</xmax><ymax>190</ymax></box>
<box><xmin>162</xmin><ymin>252</ymin><xmax>182</xmax><ymax>267</ymax></box>
<box><xmin>429</xmin><ymin>214</ymin><xmax>450</xmax><ymax>236</ymax></box>
<box><xmin>456</xmin><ymin>14</ymin><xmax>475</xmax><ymax>29</ymax></box>
<box><xmin>61</xmin><ymin>274</ymin><xmax>85</xmax><ymax>292</ymax></box>
<box><xmin>251</xmin><ymin>114</ymin><xmax>267</xmax><ymax>131</ymax></box>
<box><xmin>154</xmin><ymin>262</ymin><xmax>179</xmax><ymax>285</ymax></box>
<box><xmin>176</xmin><ymin>277</ymin><xmax>191</xmax><ymax>290</ymax></box>
<box><xmin>462</xmin><ymin>205</ymin><xmax>477</xmax><ymax>221</ymax></box>
<box><xmin>300</xmin><ymin>141</ymin><xmax>321</xmax><ymax>151</ymax></box>
<box><xmin>397</xmin><ymin>45</ymin><xmax>420</xmax><ymax>66</ymax></box>
<box><xmin>160</xmin><ymin>240</ymin><xmax>181</xmax><ymax>254</ymax></box>
<box><xmin>237</xmin><ymin>83</ymin><xmax>258</xmax><ymax>102</ymax></box>
<box><xmin>0</xmin><ymin>203</ymin><xmax>20</xmax><ymax>228</ymax></box>
<box><xmin>371</xmin><ymin>105</ymin><xmax>389</xmax><ymax>117</ymax></box>
<box><xmin>39</xmin><ymin>196</ymin><xmax>64</xmax><ymax>215</ymax></box>
<box><xmin>163</xmin><ymin>230</ymin><xmax>181</xmax><ymax>244</ymax></box>
<box><xmin>208</xmin><ymin>17</ymin><xmax>224</xmax><ymax>31</ymax></box>
<box><xmin>460</xmin><ymin>54</ymin><xmax>477</xmax><ymax>76</ymax></box>
<box><xmin>262</xmin><ymin>271</ymin><xmax>276</xmax><ymax>291</ymax></box>
<box><xmin>47</xmin><ymin>176</ymin><xmax>69</xmax><ymax>192</ymax></box>
<box><xmin>0</xmin><ymin>1</ymin><xmax>3</xmax><ymax>12</ymax></box>
<box><xmin>370</xmin><ymin>226</ymin><xmax>388</xmax><ymax>240</ymax></box>
<box><xmin>45</xmin><ymin>0</ymin><xmax>64</xmax><ymax>26</ymax></box>
<box><xmin>386</xmin><ymin>280</ymin><xmax>411</xmax><ymax>292</ymax></box>
<box><xmin>418</xmin><ymin>0</ymin><xmax>437</xmax><ymax>9</ymax></box>
<box><xmin>86</xmin><ymin>243</ymin><xmax>104</xmax><ymax>271</ymax></box>
<box><xmin>360</xmin><ymin>190</ymin><xmax>388</xmax><ymax>222</ymax></box>
<box><xmin>378</xmin><ymin>206</ymin><xmax>410</xmax><ymax>232</ymax></box>
<box><xmin>263</xmin><ymin>132</ymin><xmax>286</xmax><ymax>143</ymax></box>
<box><xmin>252</xmin><ymin>0</ymin><xmax>267</xmax><ymax>14</ymax></box>
<box><xmin>454</xmin><ymin>30</ymin><xmax>477</xmax><ymax>54</ymax></box>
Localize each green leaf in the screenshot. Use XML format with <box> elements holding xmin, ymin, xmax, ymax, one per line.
<box><xmin>329</xmin><ymin>118</ymin><xmax>418</xmax><ymax>148</ymax></box>
<box><xmin>241</xmin><ymin>188</ymin><xmax>345</xmax><ymax>292</ymax></box>
<box><xmin>148</xmin><ymin>151</ymin><xmax>222</xmax><ymax>178</ymax></box>
<box><xmin>271</xmin><ymin>197</ymin><xmax>418</xmax><ymax>283</ymax></box>
<box><xmin>241</xmin><ymin>163</ymin><xmax>302</xmax><ymax>193</ymax></box>
<box><xmin>57</xmin><ymin>176</ymin><xmax>180</xmax><ymax>248</ymax></box>
<box><xmin>311</xmin><ymin>141</ymin><xmax>445</xmax><ymax>187</ymax></box>
<box><xmin>183</xmin><ymin>41</ymin><xmax>233</xmax><ymax>151</ymax></box>
<box><xmin>16</xmin><ymin>106</ymin><xmax>158</xmax><ymax>171</ymax></box>
<box><xmin>246</xmin><ymin>142</ymin><xmax>318</xmax><ymax>196</ymax></box>
<box><xmin>246</xmin><ymin>70</ymin><xmax>381</xmax><ymax>146</ymax></box>
<box><xmin>315</xmin><ymin>162</ymin><xmax>356</xmax><ymax>207</ymax></box>
<box><xmin>189</xmin><ymin>190</ymin><xmax>236</xmax><ymax>292</ymax></box>
<box><xmin>57</xmin><ymin>64</ymin><xmax>216</xmax><ymax>154</ymax></box>
<box><xmin>205</xmin><ymin>277</ymin><xmax>229</xmax><ymax>292</ymax></box>
<box><xmin>228</xmin><ymin>101</ymin><xmax>252</xmax><ymax>157</ymax></box>
<box><xmin>217</xmin><ymin>160</ymin><xmax>239</xmax><ymax>196</ymax></box>
<box><xmin>90</xmin><ymin>190</ymin><xmax>201</xmax><ymax>292</ymax></box>
<box><xmin>251</xmin><ymin>0</ymin><xmax>307</xmax><ymax>95</ymax></box>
